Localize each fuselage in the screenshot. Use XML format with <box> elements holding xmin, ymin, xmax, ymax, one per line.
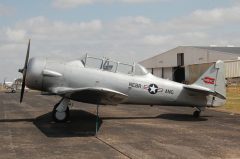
<box><xmin>26</xmin><ymin>58</ymin><xmax>208</xmax><ymax>107</ymax></box>
<box><xmin>4</xmin><ymin>82</ymin><xmax>13</xmax><ymax>87</ymax></box>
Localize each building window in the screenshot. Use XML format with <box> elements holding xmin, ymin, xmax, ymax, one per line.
<box><xmin>177</xmin><ymin>53</ymin><xmax>184</xmax><ymax>66</ymax></box>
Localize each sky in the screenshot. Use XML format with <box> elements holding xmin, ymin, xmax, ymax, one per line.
<box><xmin>1</xmin><ymin>0</ymin><xmax>240</xmax><ymax>80</ymax></box>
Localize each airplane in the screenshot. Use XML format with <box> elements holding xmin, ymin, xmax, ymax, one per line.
<box><xmin>19</xmin><ymin>40</ymin><xmax>226</xmax><ymax>127</ymax></box>
<box><xmin>2</xmin><ymin>78</ymin><xmax>20</xmax><ymax>93</ymax></box>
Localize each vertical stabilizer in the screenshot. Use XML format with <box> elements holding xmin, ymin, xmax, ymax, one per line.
<box><xmin>193</xmin><ymin>60</ymin><xmax>226</xmax><ymax>102</ymax></box>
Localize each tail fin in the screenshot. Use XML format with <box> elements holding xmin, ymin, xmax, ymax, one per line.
<box><xmin>193</xmin><ymin>60</ymin><xmax>226</xmax><ymax>106</ymax></box>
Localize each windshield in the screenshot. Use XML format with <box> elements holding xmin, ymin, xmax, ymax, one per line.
<box><xmin>85</xmin><ymin>57</ymin><xmax>103</xmax><ymax>69</ymax></box>
<box><xmin>117</xmin><ymin>63</ymin><xmax>134</xmax><ymax>74</ymax></box>
<box><xmin>135</xmin><ymin>64</ymin><xmax>149</xmax><ymax>75</ymax></box>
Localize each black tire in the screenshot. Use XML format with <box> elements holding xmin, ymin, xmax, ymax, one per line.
<box><xmin>52</xmin><ymin>104</ymin><xmax>70</xmax><ymax>123</ymax></box>
<box><xmin>193</xmin><ymin>111</ymin><xmax>200</xmax><ymax>118</ymax></box>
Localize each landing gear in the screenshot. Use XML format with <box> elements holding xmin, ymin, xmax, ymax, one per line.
<box><xmin>192</xmin><ymin>107</ymin><xmax>205</xmax><ymax>118</ymax></box>
<box><xmin>193</xmin><ymin>110</ymin><xmax>201</xmax><ymax>118</ymax></box>
<box><xmin>51</xmin><ymin>98</ymin><xmax>101</xmax><ymax>134</ymax></box>
<box><xmin>52</xmin><ymin>98</ymin><xmax>70</xmax><ymax>122</ymax></box>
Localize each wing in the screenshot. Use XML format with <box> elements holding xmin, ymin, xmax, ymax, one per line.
<box><xmin>50</xmin><ymin>87</ymin><xmax>128</xmax><ymax>105</ymax></box>
<box><xmin>184</xmin><ymin>84</ymin><xmax>226</xmax><ymax>99</ymax></box>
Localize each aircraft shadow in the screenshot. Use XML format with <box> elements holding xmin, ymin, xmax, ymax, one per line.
<box><xmin>0</xmin><ymin>111</ymin><xmax>209</xmax><ymax>138</ymax></box>
<box><xmin>102</xmin><ymin>116</ymin><xmax>160</xmax><ymax>120</ymax></box>
<box><xmin>102</xmin><ymin>113</ymin><xmax>209</xmax><ymax>121</ymax></box>
<box><xmin>33</xmin><ymin>110</ymin><xmax>102</xmax><ymax>138</ymax></box>
<box><xmin>158</xmin><ymin>113</ymin><xmax>210</xmax><ymax>121</ymax></box>
<box><xmin>0</xmin><ymin>118</ymin><xmax>34</xmax><ymax>122</ymax></box>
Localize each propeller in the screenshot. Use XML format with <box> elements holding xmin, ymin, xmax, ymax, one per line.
<box><xmin>19</xmin><ymin>39</ymin><xmax>30</xmax><ymax>103</ymax></box>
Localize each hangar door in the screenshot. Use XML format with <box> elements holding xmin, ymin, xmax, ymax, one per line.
<box><xmin>174</xmin><ymin>53</ymin><xmax>185</xmax><ymax>83</ymax></box>
<box><xmin>173</xmin><ymin>67</ymin><xmax>185</xmax><ymax>83</ymax></box>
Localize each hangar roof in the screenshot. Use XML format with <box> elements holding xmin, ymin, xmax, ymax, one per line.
<box><xmin>141</xmin><ymin>46</ymin><xmax>240</xmax><ymax>63</ymax></box>
<box><xmin>194</xmin><ymin>47</ymin><xmax>240</xmax><ymax>54</ymax></box>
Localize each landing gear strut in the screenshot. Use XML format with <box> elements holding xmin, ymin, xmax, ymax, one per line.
<box><xmin>95</xmin><ymin>104</ymin><xmax>99</xmax><ymax>136</ymax></box>
<box><xmin>52</xmin><ymin>98</ymin><xmax>70</xmax><ymax>122</ymax></box>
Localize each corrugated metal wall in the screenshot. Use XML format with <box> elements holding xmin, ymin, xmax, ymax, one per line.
<box><xmin>187</xmin><ymin>63</ymin><xmax>213</xmax><ymax>84</ymax></box>
<box><xmin>163</xmin><ymin>67</ymin><xmax>173</xmax><ymax>80</ymax></box>
<box><xmin>150</xmin><ymin>67</ymin><xmax>172</xmax><ymax>79</ymax></box>
<box><xmin>153</xmin><ymin>68</ymin><xmax>162</xmax><ymax>78</ymax></box>
<box><xmin>147</xmin><ymin>60</ymin><xmax>240</xmax><ymax>83</ymax></box>
<box><xmin>225</xmin><ymin>60</ymin><xmax>240</xmax><ymax>78</ymax></box>
<box><xmin>187</xmin><ymin>60</ymin><xmax>240</xmax><ymax>84</ymax></box>
<box><xmin>140</xmin><ymin>46</ymin><xmax>239</xmax><ymax>68</ymax></box>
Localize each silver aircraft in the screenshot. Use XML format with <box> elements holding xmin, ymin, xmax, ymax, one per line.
<box><xmin>3</xmin><ymin>78</ymin><xmax>23</xmax><ymax>93</ymax></box>
<box><xmin>19</xmin><ymin>40</ymin><xmax>226</xmax><ymax>123</ymax></box>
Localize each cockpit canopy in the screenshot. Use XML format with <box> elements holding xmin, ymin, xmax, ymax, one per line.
<box><xmin>80</xmin><ymin>54</ymin><xmax>149</xmax><ymax>76</ymax></box>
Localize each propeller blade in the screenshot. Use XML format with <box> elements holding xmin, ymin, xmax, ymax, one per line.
<box><xmin>24</xmin><ymin>39</ymin><xmax>30</xmax><ymax>70</ymax></box>
<box><xmin>20</xmin><ymin>39</ymin><xmax>30</xmax><ymax>103</ymax></box>
<box><xmin>20</xmin><ymin>70</ymin><xmax>26</xmax><ymax>103</ymax></box>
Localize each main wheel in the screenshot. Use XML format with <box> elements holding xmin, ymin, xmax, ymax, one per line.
<box><xmin>193</xmin><ymin>111</ymin><xmax>200</xmax><ymax>118</ymax></box>
<box><xmin>52</xmin><ymin>104</ymin><xmax>70</xmax><ymax>122</ymax></box>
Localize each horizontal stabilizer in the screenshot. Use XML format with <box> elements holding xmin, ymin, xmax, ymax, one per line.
<box><xmin>184</xmin><ymin>85</ymin><xmax>226</xmax><ymax>99</ymax></box>
<box><xmin>184</xmin><ymin>85</ymin><xmax>213</xmax><ymax>94</ymax></box>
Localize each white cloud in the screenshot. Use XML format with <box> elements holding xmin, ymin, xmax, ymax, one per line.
<box><xmin>52</xmin><ymin>0</ymin><xmax>160</xmax><ymax>8</ymax></box>
<box><xmin>52</xmin><ymin>0</ymin><xmax>94</xmax><ymax>8</ymax></box>
<box><xmin>112</xmin><ymin>16</ymin><xmax>152</xmax><ymax>35</ymax></box>
<box><xmin>192</xmin><ymin>6</ymin><xmax>240</xmax><ymax>25</ymax></box>
<box><xmin>0</xmin><ymin>4</ymin><xmax>15</xmax><ymax>16</ymax></box>
<box><xmin>162</xmin><ymin>6</ymin><xmax>240</xmax><ymax>31</ymax></box>
<box><xmin>1</xmin><ymin>3</ymin><xmax>240</xmax><ymax>79</ymax></box>
<box><xmin>13</xmin><ymin>16</ymin><xmax>102</xmax><ymax>41</ymax></box>
<box><xmin>119</xmin><ymin>0</ymin><xmax>157</xmax><ymax>3</ymax></box>
<box><xmin>0</xmin><ymin>16</ymin><xmax>104</xmax><ymax>80</ymax></box>
<box><xmin>131</xmin><ymin>16</ymin><xmax>152</xmax><ymax>24</ymax></box>
<box><xmin>6</xmin><ymin>28</ymin><xmax>26</xmax><ymax>41</ymax></box>
<box><xmin>143</xmin><ymin>35</ymin><xmax>173</xmax><ymax>45</ymax></box>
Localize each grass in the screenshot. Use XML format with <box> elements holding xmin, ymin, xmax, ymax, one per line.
<box><xmin>218</xmin><ymin>85</ymin><xmax>240</xmax><ymax>114</ymax></box>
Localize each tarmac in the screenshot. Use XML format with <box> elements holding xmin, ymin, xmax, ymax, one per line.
<box><xmin>0</xmin><ymin>91</ymin><xmax>239</xmax><ymax>159</ymax></box>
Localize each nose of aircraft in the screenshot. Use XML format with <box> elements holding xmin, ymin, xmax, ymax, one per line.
<box><xmin>25</xmin><ymin>57</ymin><xmax>46</xmax><ymax>90</ymax></box>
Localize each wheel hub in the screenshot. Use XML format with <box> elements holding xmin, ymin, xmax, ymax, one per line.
<box><xmin>55</xmin><ymin>111</ymin><xmax>66</xmax><ymax>121</ymax></box>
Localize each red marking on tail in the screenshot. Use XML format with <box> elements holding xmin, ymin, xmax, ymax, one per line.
<box><xmin>202</xmin><ymin>77</ymin><xmax>215</xmax><ymax>84</ymax></box>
